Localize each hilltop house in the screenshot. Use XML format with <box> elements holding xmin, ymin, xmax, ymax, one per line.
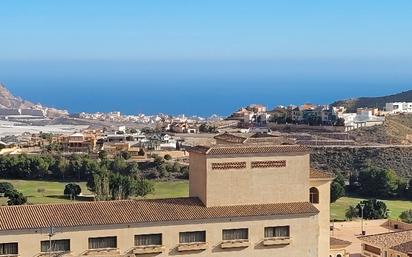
<box><xmin>58</xmin><ymin>133</ymin><xmax>96</xmax><ymax>153</ymax></box>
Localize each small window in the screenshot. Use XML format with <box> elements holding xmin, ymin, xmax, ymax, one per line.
<box><xmin>0</xmin><ymin>243</ymin><xmax>18</xmax><ymax>255</ymax></box>
<box><xmin>337</xmin><ymin>254</ymin><xmax>342</xmax><ymax>257</ymax></box>
<box><xmin>88</xmin><ymin>236</ymin><xmax>117</xmax><ymax>249</ymax></box>
<box><xmin>179</xmin><ymin>231</ymin><xmax>206</xmax><ymax>244</ymax></box>
<box><xmin>41</xmin><ymin>239</ymin><xmax>70</xmax><ymax>252</ymax></box>
<box><xmin>222</xmin><ymin>228</ymin><xmax>248</xmax><ymax>240</ymax></box>
<box><xmin>264</xmin><ymin>226</ymin><xmax>290</xmax><ymax>238</ymax></box>
<box><xmin>135</xmin><ymin>234</ymin><xmax>162</xmax><ymax>246</ymax></box>
<box><xmin>310</xmin><ymin>187</ymin><xmax>319</xmax><ymax>204</ymax></box>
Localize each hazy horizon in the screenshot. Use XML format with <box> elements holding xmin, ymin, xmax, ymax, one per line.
<box><xmin>1</xmin><ymin>1</ymin><xmax>412</xmax><ymax>115</ymax></box>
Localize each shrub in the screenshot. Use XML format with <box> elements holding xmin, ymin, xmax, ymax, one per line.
<box><xmin>345</xmin><ymin>205</ymin><xmax>359</xmax><ymax>221</ymax></box>
<box><xmin>64</xmin><ymin>183</ymin><xmax>82</xmax><ymax>200</ymax></box>
<box><xmin>399</xmin><ymin>209</ymin><xmax>412</xmax><ymax>223</ymax></box>
<box><xmin>0</xmin><ymin>182</ymin><xmax>14</xmax><ymax>194</ymax></box>
<box><xmin>356</xmin><ymin>199</ymin><xmax>388</xmax><ymax>219</ymax></box>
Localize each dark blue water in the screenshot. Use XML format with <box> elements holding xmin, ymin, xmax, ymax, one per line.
<box><xmin>0</xmin><ymin>60</ymin><xmax>411</xmax><ymax>116</ymax></box>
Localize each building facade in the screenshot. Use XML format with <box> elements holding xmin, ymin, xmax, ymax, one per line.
<box><xmin>0</xmin><ymin>133</ymin><xmax>333</xmax><ymax>257</ymax></box>
<box><xmin>386</xmin><ymin>102</ymin><xmax>412</xmax><ymax>114</ymax></box>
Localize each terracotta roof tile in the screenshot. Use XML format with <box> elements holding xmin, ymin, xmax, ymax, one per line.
<box><xmin>213</xmin><ymin>133</ymin><xmax>247</xmax><ymax>143</ymax></box>
<box><xmin>330</xmin><ymin>237</ymin><xmax>351</xmax><ymax>249</ymax></box>
<box><xmin>189</xmin><ymin>144</ymin><xmax>308</xmax><ymax>155</ymax></box>
<box><xmin>310</xmin><ymin>169</ymin><xmax>334</xmax><ymax>179</ymax></box>
<box><xmin>0</xmin><ymin>198</ymin><xmax>318</xmax><ymax>231</ymax></box>
<box><xmin>359</xmin><ymin>230</ymin><xmax>412</xmax><ymax>253</ymax></box>
<box><xmin>392</xmin><ymin>241</ymin><xmax>412</xmax><ymax>254</ymax></box>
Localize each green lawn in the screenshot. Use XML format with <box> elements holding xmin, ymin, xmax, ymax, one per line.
<box><xmin>331</xmin><ymin>196</ymin><xmax>412</xmax><ymax>221</ymax></box>
<box><xmin>145</xmin><ymin>180</ymin><xmax>188</xmax><ymax>199</ymax></box>
<box><xmin>0</xmin><ymin>179</ymin><xmax>91</xmax><ymax>205</ymax></box>
<box><xmin>0</xmin><ymin>179</ymin><xmax>189</xmax><ymax>205</ymax></box>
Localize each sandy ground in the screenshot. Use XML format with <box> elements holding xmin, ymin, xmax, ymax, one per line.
<box><xmin>331</xmin><ymin>219</ymin><xmax>397</xmax><ymax>257</ymax></box>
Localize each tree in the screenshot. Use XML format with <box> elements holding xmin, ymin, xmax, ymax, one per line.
<box><xmin>356</xmin><ymin>199</ymin><xmax>388</xmax><ymax>219</ymax></box>
<box><xmin>87</xmin><ymin>165</ymin><xmax>110</xmax><ymax>201</ymax></box>
<box><xmin>0</xmin><ymin>182</ymin><xmax>14</xmax><ymax>195</ymax></box>
<box><xmin>135</xmin><ymin>179</ymin><xmax>154</xmax><ymax>197</ymax></box>
<box><xmin>331</xmin><ymin>173</ymin><xmax>345</xmax><ymax>203</ymax></box>
<box><xmin>138</xmin><ymin>148</ymin><xmax>145</xmax><ymax>156</ymax></box>
<box><xmin>111</xmin><ymin>156</ymin><xmax>128</xmax><ymax>175</ymax></box>
<box><xmin>98</xmin><ymin>150</ymin><xmax>108</xmax><ymax>160</ymax></box>
<box><xmin>331</xmin><ymin>182</ymin><xmax>345</xmax><ymax>203</ymax></box>
<box><xmin>345</xmin><ymin>205</ymin><xmax>359</xmax><ymax>221</ymax></box>
<box><xmin>407</xmin><ymin>179</ymin><xmax>412</xmax><ymax>200</ymax></box>
<box><xmin>5</xmin><ymin>190</ymin><xmax>27</xmax><ymax>205</ymax></box>
<box><xmin>358</xmin><ymin>167</ymin><xmax>400</xmax><ymax>198</ymax></box>
<box><xmin>119</xmin><ymin>151</ymin><xmax>131</xmax><ymax>160</ymax></box>
<box><xmin>64</xmin><ymin>183</ymin><xmax>81</xmax><ymax>200</ymax></box>
<box><xmin>153</xmin><ymin>155</ymin><xmax>164</xmax><ymax>167</ymax></box>
<box><xmin>399</xmin><ymin>209</ymin><xmax>412</xmax><ymax>223</ymax></box>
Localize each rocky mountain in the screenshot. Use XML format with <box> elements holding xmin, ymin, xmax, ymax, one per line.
<box><xmin>0</xmin><ymin>84</ymin><xmax>35</xmax><ymax>109</ymax></box>
<box><xmin>0</xmin><ymin>83</ymin><xmax>68</xmax><ymax>117</ymax></box>
<box><xmin>331</xmin><ymin>89</ymin><xmax>412</xmax><ymax>112</ymax></box>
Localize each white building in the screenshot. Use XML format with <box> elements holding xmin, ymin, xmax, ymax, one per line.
<box><xmin>385</xmin><ymin>102</ymin><xmax>412</xmax><ymax>114</ymax></box>
<box><xmin>338</xmin><ymin>110</ymin><xmax>384</xmax><ymax>132</ymax></box>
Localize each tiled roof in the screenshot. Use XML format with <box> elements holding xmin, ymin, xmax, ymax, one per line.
<box><xmin>330</xmin><ymin>237</ymin><xmax>351</xmax><ymax>249</ymax></box>
<box><xmin>214</xmin><ymin>133</ymin><xmax>247</xmax><ymax>143</ymax></box>
<box><xmin>359</xmin><ymin>230</ymin><xmax>412</xmax><ymax>253</ymax></box>
<box><xmin>310</xmin><ymin>169</ymin><xmax>334</xmax><ymax>180</ymax></box>
<box><xmin>213</xmin><ymin>132</ymin><xmax>294</xmax><ymax>145</ymax></box>
<box><xmin>189</xmin><ymin>144</ymin><xmax>308</xmax><ymax>155</ymax></box>
<box><xmin>0</xmin><ymin>198</ymin><xmax>319</xmax><ymax>231</ymax></box>
<box><xmin>392</xmin><ymin>241</ymin><xmax>412</xmax><ymax>254</ymax></box>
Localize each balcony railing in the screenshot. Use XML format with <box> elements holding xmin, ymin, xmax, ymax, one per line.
<box><xmin>263</xmin><ymin>236</ymin><xmax>291</xmax><ymax>246</ymax></box>
<box><xmin>80</xmin><ymin>248</ymin><xmax>120</xmax><ymax>256</ymax></box>
<box><xmin>177</xmin><ymin>242</ymin><xmax>208</xmax><ymax>252</ymax></box>
<box><xmin>361</xmin><ymin>249</ymin><xmax>381</xmax><ymax>257</ymax></box>
<box><xmin>34</xmin><ymin>252</ymin><xmax>71</xmax><ymax>257</ymax></box>
<box><xmin>131</xmin><ymin>245</ymin><xmax>164</xmax><ymax>255</ymax></box>
<box><xmin>220</xmin><ymin>239</ymin><xmax>250</xmax><ymax>249</ymax></box>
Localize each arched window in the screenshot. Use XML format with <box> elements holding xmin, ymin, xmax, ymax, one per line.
<box><xmin>309</xmin><ymin>187</ymin><xmax>319</xmax><ymax>204</ymax></box>
<box><xmin>337</xmin><ymin>254</ymin><xmax>342</xmax><ymax>257</ymax></box>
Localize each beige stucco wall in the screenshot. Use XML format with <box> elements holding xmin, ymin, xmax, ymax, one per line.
<box><xmin>330</xmin><ymin>248</ymin><xmax>348</xmax><ymax>257</ymax></box>
<box><xmin>189</xmin><ymin>152</ymin><xmax>207</xmax><ymax>205</ymax></box>
<box><xmin>0</xmin><ymin>214</ymin><xmax>319</xmax><ymax>257</ymax></box>
<box><xmin>200</xmin><ymin>153</ymin><xmax>310</xmax><ymax>207</ymax></box>
<box><xmin>310</xmin><ymin>179</ymin><xmax>332</xmax><ymax>257</ymax></box>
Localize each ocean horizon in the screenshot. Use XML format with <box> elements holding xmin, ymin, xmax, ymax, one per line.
<box><xmin>1</xmin><ymin>59</ymin><xmax>411</xmax><ymax>116</ymax></box>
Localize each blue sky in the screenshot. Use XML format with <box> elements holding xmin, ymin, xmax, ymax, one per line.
<box><xmin>1</xmin><ymin>0</ymin><xmax>412</xmax><ymax>61</ymax></box>
<box><xmin>0</xmin><ymin>1</ymin><xmax>412</xmax><ymax>115</ymax></box>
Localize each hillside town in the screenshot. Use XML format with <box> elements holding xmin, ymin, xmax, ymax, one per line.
<box><xmin>0</xmin><ymin>101</ymin><xmax>411</xmax><ymax>158</ymax></box>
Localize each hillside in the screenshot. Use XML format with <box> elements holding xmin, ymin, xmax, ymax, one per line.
<box><xmin>0</xmin><ymin>84</ymin><xmax>34</xmax><ymax>109</ymax></box>
<box><xmin>311</xmin><ymin>146</ymin><xmax>412</xmax><ymax>177</ymax></box>
<box><xmin>349</xmin><ymin>114</ymin><xmax>412</xmax><ymax>145</ymax></box>
<box><xmin>331</xmin><ymin>90</ymin><xmax>412</xmax><ymax>112</ymax></box>
<box><xmin>0</xmin><ymin>83</ymin><xmax>67</xmax><ymax>117</ymax></box>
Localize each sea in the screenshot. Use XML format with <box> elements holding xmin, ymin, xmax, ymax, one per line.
<box><xmin>1</xmin><ymin>59</ymin><xmax>411</xmax><ymax>117</ymax></box>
